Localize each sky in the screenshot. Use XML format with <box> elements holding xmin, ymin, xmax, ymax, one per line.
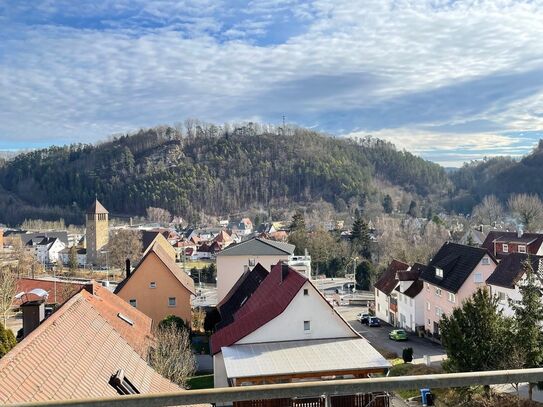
<box><xmin>1</xmin><ymin>0</ymin><xmax>543</xmax><ymax>166</ymax></box>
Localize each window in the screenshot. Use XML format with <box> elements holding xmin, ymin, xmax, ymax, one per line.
<box><xmin>149</xmin><ymin>282</ymin><xmax>156</xmax><ymax>289</ymax></box>
<box><xmin>435</xmin><ymin>288</ymin><xmax>442</xmax><ymax>297</ymax></box>
<box><xmin>117</xmin><ymin>313</ymin><xmax>134</xmax><ymax>326</ymax></box>
<box><xmin>304</xmin><ymin>320</ymin><xmax>311</xmax><ymax>332</ymax></box>
<box><xmin>427</xmin><ymin>319</ymin><xmax>431</xmax><ymax>326</ymax></box>
<box><xmin>248</xmin><ymin>258</ymin><xmax>256</xmax><ymax>266</ymax></box>
<box><xmin>376</xmin><ymin>290</ymin><xmax>379</xmax><ymax>297</ymax></box>
<box><xmin>498</xmin><ymin>292</ymin><xmax>506</xmax><ymax>302</ymax></box>
<box><xmin>129</xmin><ymin>299</ymin><xmax>137</xmax><ymax>308</ymax></box>
<box><xmin>482</xmin><ymin>257</ymin><xmax>490</xmax><ymax>265</ymax></box>
<box><xmin>303</xmin><ymin>288</ymin><xmax>309</xmax><ymax>296</ymax></box>
<box><xmin>519</xmin><ymin>245</ymin><xmax>526</xmax><ymax>253</ymax></box>
<box><xmin>474</xmin><ymin>273</ymin><xmax>483</xmax><ymax>283</ymax></box>
<box><xmin>435</xmin><ymin>267</ymin><xmax>443</xmax><ymax>278</ymax></box>
<box><xmin>503</xmin><ymin>244</ymin><xmax>509</xmax><ymax>253</ymax></box>
<box><xmin>109</xmin><ymin>369</ymin><xmax>140</xmax><ymax>395</ymax></box>
<box><xmin>435</xmin><ymin>307</ymin><xmax>443</xmax><ymax>317</ymax></box>
<box><xmin>377</xmin><ymin>303</ymin><xmax>381</xmax><ymax>311</ymax></box>
<box><xmin>426</xmin><ymin>283</ymin><xmax>430</xmax><ymax>291</ymax></box>
<box><xmin>448</xmin><ymin>292</ymin><xmax>456</xmax><ymax>303</ymax></box>
<box><xmin>427</xmin><ymin>301</ymin><xmax>431</xmax><ymax>311</ymax></box>
<box><xmin>168</xmin><ymin>297</ymin><xmax>177</xmax><ymax>307</ymax></box>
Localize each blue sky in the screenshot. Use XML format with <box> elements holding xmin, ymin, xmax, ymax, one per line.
<box><xmin>2</xmin><ymin>0</ymin><xmax>543</xmax><ymax>166</ymax></box>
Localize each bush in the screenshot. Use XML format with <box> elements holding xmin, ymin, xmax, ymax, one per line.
<box><xmin>402</xmin><ymin>347</ymin><xmax>414</xmax><ymax>363</ymax></box>
<box><xmin>158</xmin><ymin>315</ymin><xmax>187</xmax><ymax>331</ymax></box>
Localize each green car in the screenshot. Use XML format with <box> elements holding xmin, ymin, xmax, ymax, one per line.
<box><xmin>389</xmin><ymin>329</ymin><xmax>408</xmax><ymax>341</ymax></box>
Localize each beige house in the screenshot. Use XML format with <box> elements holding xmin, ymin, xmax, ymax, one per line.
<box><xmin>115</xmin><ymin>243</ymin><xmax>195</xmax><ymax>326</ymax></box>
<box><xmin>142</xmin><ymin>230</ymin><xmax>177</xmax><ymax>261</ymax></box>
<box><xmin>216</xmin><ymin>238</ymin><xmax>295</xmax><ymax>302</ymax></box>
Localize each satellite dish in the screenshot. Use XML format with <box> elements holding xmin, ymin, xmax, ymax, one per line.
<box><xmin>28</xmin><ymin>288</ymin><xmax>49</xmax><ymax>298</ymax></box>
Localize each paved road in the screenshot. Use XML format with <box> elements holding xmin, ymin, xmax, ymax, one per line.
<box><xmin>337</xmin><ymin>306</ymin><xmax>445</xmax><ymax>360</ymax></box>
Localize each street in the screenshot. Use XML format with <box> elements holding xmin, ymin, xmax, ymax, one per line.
<box><xmin>337</xmin><ymin>306</ymin><xmax>445</xmax><ymax>361</ymax></box>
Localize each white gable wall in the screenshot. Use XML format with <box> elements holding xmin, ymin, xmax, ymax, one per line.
<box><xmin>237</xmin><ymin>281</ymin><xmax>357</xmax><ymax>345</ymax></box>
<box><xmin>374</xmin><ymin>288</ymin><xmax>389</xmax><ymax>323</ymax></box>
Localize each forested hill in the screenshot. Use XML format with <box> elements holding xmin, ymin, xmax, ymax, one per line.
<box><xmin>447</xmin><ymin>140</ymin><xmax>543</xmax><ymax>213</ymax></box>
<box><xmin>0</xmin><ymin>124</ymin><xmax>449</xmax><ymax>225</ymax></box>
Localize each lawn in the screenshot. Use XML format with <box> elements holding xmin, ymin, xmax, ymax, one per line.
<box><xmin>187</xmin><ymin>374</ymin><xmax>214</xmax><ymax>390</ymax></box>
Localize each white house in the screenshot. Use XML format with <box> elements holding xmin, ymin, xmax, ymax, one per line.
<box><xmin>26</xmin><ymin>237</ymin><xmax>66</xmax><ymax>264</ymax></box>
<box><xmin>211</xmin><ymin>262</ymin><xmax>390</xmax><ymax>406</ymax></box>
<box><xmin>487</xmin><ymin>253</ymin><xmax>542</xmax><ymax>317</ymax></box>
<box><xmin>59</xmin><ymin>247</ymin><xmax>87</xmax><ymax>267</ymax></box>
<box><xmin>394</xmin><ymin>263</ymin><xmax>426</xmax><ymax>332</ymax></box>
<box><xmin>373</xmin><ymin>259</ymin><xmax>409</xmax><ymax>325</ymax></box>
<box><xmin>215</xmin><ymin>237</ymin><xmax>295</xmax><ymax>302</ymax></box>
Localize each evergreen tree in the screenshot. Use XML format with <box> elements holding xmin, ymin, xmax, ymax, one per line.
<box><xmin>355</xmin><ymin>260</ymin><xmax>375</xmax><ymax>290</ymax></box>
<box><xmin>290</xmin><ymin>210</ymin><xmax>306</xmax><ymax>232</ymax></box>
<box><xmin>383</xmin><ymin>194</ymin><xmax>393</xmax><ymax>214</ymax></box>
<box><xmin>351</xmin><ymin>215</ymin><xmax>371</xmax><ymax>259</ymax></box>
<box><xmin>440</xmin><ymin>288</ymin><xmax>513</xmax><ymax>373</ymax></box>
<box><xmin>68</xmin><ymin>245</ymin><xmax>78</xmax><ymax>271</ymax></box>
<box><xmin>511</xmin><ymin>259</ymin><xmax>543</xmax><ymax>400</ymax></box>
<box><xmin>0</xmin><ymin>322</ymin><xmax>16</xmax><ymax>358</ymax></box>
<box><xmin>407</xmin><ymin>200</ymin><xmax>418</xmax><ymax>217</ymax></box>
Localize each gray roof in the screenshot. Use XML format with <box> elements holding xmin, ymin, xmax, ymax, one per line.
<box><xmin>217</xmin><ymin>237</ymin><xmax>295</xmax><ymax>257</ymax></box>
<box><xmin>222</xmin><ymin>338</ymin><xmax>391</xmax><ymax>379</ymax></box>
<box><xmin>21</xmin><ymin>232</ymin><xmax>69</xmax><ymax>246</ymax></box>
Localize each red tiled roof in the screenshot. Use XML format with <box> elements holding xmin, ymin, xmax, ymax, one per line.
<box><xmin>82</xmin><ymin>282</ymin><xmax>154</xmax><ymax>358</ymax></box>
<box><xmin>0</xmin><ymin>290</ymin><xmax>180</xmax><ymax>404</ymax></box>
<box><xmin>211</xmin><ymin>263</ymin><xmax>307</xmax><ymax>354</ymax></box>
<box><xmin>15</xmin><ymin>278</ymin><xmax>84</xmax><ymax>306</ymax></box>
<box><xmin>213</xmin><ymin>230</ymin><xmax>233</xmax><ymax>244</ymax></box>
<box><xmin>374</xmin><ymin>259</ymin><xmax>409</xmax><ymax>295</ymax></box>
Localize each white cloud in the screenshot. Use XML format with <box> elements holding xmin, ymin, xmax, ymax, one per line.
<box><xmin>1</xmin><ymin>0</ymin><xmax>543</xmax><ymax>163</ymax></box>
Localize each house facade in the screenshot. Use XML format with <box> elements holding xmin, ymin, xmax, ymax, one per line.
<box><xmin>394</xmin><ymin>263</ymin><xmax>425</xmax><ymax>332</ymax></box>
<box><xmin>420</xmin><ymin>242</ymin><xmax>497</xmax><ymax>339</ymax></box>
<box><xmin>216</xmin><ymin>238</ymin><xmax>295</xmax><ymax>302</ymax></box>
<box><xmin>373</xmin><ymin>259</ymin><xmax>409</xmax><ymax>325</ymax></box>
<box><xmin>211</xmin><ymin>262</ymin><xmax>390</xmax><ymax>407</ymax></box>
<box><xmin>486</xmin><ymin>253</ymin><xmax>542</xmax><ymax>317</ymax></box>
<box><xmin>114</xmin><ymin>243</ymin><xmax>195</xmax><ymax>326</ymax></box>
<box><xmin>482</xmin><ymin>230</ymin><xmax>543</xmax><ymax>259</ymax></box>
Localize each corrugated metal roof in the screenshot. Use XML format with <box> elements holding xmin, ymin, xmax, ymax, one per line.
<box><xmin>222</xmin><ymin>338</ymin><xmax>391</xmax><ymax>379</ymax></box>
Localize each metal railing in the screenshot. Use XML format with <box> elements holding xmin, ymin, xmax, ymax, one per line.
<box><xmin>7</xmin><ymin>368</ymin><xmax>543</xmax><ymax>407</ymax></box>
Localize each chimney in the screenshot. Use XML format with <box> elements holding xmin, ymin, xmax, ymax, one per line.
<box><xmin>21</xmin><ymin>300</ymin><xmax>45</xmax><ymax>338</ymax></box>
<box><xmin>281</xmin><ymin>263</ymin><xmax>289</xmax><ymax>283</ymax></box>
<box><xmin>125</xmin><ymin>258</ymin><xmax>131</xmax><ymax>278</ymax></box>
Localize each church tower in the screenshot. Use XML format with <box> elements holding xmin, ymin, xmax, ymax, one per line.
<box><xmin>86</xmin><ymin>199</ymin><xmax>109</xmax><ymax>265</ymax></box>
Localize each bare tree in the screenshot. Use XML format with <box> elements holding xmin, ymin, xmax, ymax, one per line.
<box><xmin>146</xmin><ymin>207</ymin><xmax>172</xmax><ymax>225</ymax></box>
<box><xmin>0</xmin><ymin>267</ymin><xmax>17</xmax><ymax>326</ymax></box>
<box><xmin>508</xmin><ymin>194</ymin><xmax>543</xmax><ymax>232</ymax></box>
<box><xmin>107</xmin><ymin>229</ymin><xmax>143</xmax><ymax>271</ymax></box>
<box><xmin>472</xmin><ymin>195</ymin><xmax>504</xmax><ymax>226</ymax></box>
<box><xmin>148</xmin><ymin>324</ymin><xmax>195</xmax><ymax>388</ymax></box>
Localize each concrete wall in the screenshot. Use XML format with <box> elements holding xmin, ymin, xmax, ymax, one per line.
<box><xmin>216</xmin><ymin>254</ymin><xmax>289</xmax><ymax>302</ymax></box>
<box><xmin>116</xmin><ymin>252</ymin><xmax>193</xmax><ymax>326</ymax></box>
<box><xmin>213</xmin><ymin>352</ymin><xmax>229</xmax><ymax>389</ymax></box>
<box><xmin>237</xmin><ymin>281</ymin><xmax>356</xmax><ymax>344</ymax></box>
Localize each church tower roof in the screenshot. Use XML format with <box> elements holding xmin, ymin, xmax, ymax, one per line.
<box><xmin>86</xmin><ymin>199</ymin><xmax>109</xmax><ymax>214</ymax></box>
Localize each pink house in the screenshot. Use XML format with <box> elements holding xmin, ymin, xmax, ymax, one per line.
<box><xmin>419</xmin><ymin>242</ymin><xmax>497</xmax><ymax>340</ymax></box>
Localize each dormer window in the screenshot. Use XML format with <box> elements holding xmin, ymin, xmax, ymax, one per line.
<box><xmin>519</xmin><ymin>245</ymin><xmax>526</xmax><ymax>253</ymax></box>
<box><xmin>503</xmin><ymin>244</ymin><xmax>508</xmax><ymax>253</ymax></box>
<box><xmin>481</xmin><ymin>257</ymin><xmax>490</xmax><ymax>265</ymax></box>
<box><xmin>435</xmin><ymin>267</ymin><xmax>443</xmax><ymax>278</ymax></box>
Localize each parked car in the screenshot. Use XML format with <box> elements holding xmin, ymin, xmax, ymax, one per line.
<box><xmin>358</xmin><ymin>313</ymin><xmax>371</xmax><ymax>324</ymax></box>
<box><xmin>389</xmin><ymin>329</ymin><xmax>408</xmax><ymax>341</ymax></box>
<box><xmin>368</xmin><ymin>317</ymin><xmax>381</xmax><ymax>327</ymax></box>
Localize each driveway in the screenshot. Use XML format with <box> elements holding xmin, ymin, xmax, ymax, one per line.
<box><xmin>337</xmin><ymin>306</ymin><xmax>445</xmax><ymax>360</ymax></box>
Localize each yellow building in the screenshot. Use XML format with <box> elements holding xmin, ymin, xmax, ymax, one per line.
<box><xmin>114</xmin><ymin>243</ymin><xmax>196</xmax><ymax>327</ymax></box>
<box><xmin>86</xmin><ymin>199</ymin><xmax>109</xmax><ymax>265</ymax></box>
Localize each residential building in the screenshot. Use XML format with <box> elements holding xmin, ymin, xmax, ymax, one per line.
<box><xmin>26</xmin><ymin>237</ymin><xmax>66</xmax><ymax>264</ymax></box>
<box><xmin>213</xmin><ymin>230</ymin><xmax>234</xmax><ymax>249</ymax></box>
<box><xmin>15</xmin><ymin>278</ymin><xmax>84</xmax><ymax>306</ymax></box>
<box><xmin>86</xmin><ymin>199</ymin><xmax>109</xmax><ymax>264</ymax></box>
<box><xmin>486</xmin><ymin>253</ymin><xmax>543</xmax><ymax>317</ymax></box>
<box><xmin>0</xmin><ymin>282</ymin><xmax>179</xmax><ymax>404</ymax></box>
<box><xmin>394</xmin><ymin>263</ymin><xmax>425</xmax><ymax>332</ymax></box>
<box><xmin>20</xmin><ymin>231</ymin><xmax>69</xmax><ymax>247</ymax></box>
<box><xmin>420</xmin><ymin>242</ymin><xmax>497</xmax><ymax>339</ymax></box>
<box><xmin>215</xmin><ymin>237</ymin><xmax>295</xmax><ymax>302</ymax></box>
<box><xmin>373</xmin><ymin>259</ymin><xmax>409</xmax><ymax>325</ymax></box>
<box><xmin>114</xmin><ymin>243</ymin><xmax>196</xmax><ymax>326</ymax></box>
<box><xmin>459</xmin><ymin>225</ymin><xmax>491</xmax><ymax>246</ymax></box>
<box><xmin>482</xmin><ymin>230</ymin><xmax>543</xmax><ymax>259</ymax></box>
<box><xmin>141</xmin><ymin>230</ymin><xmax>177</xmax><ymax>261</ymax></box>
<box><xmin>211</xmin><ymin>262</ymin><xmax>390</xmax><ymax>407</ymax></box>
<box><xmin>229</xmin><ymin>218</ymin><xmax>253</xmax><ymax>236</ymax></box>
<box><xmin>59</xmin><ymin>247</ymin><xmax>87</xmax><ymax>267</ymax></box>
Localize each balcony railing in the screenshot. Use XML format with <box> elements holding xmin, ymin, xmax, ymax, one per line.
<box><xmin>6</xmin><ymin>368</ymin><xmax>543</xmax><ymax>407</ymax></box>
